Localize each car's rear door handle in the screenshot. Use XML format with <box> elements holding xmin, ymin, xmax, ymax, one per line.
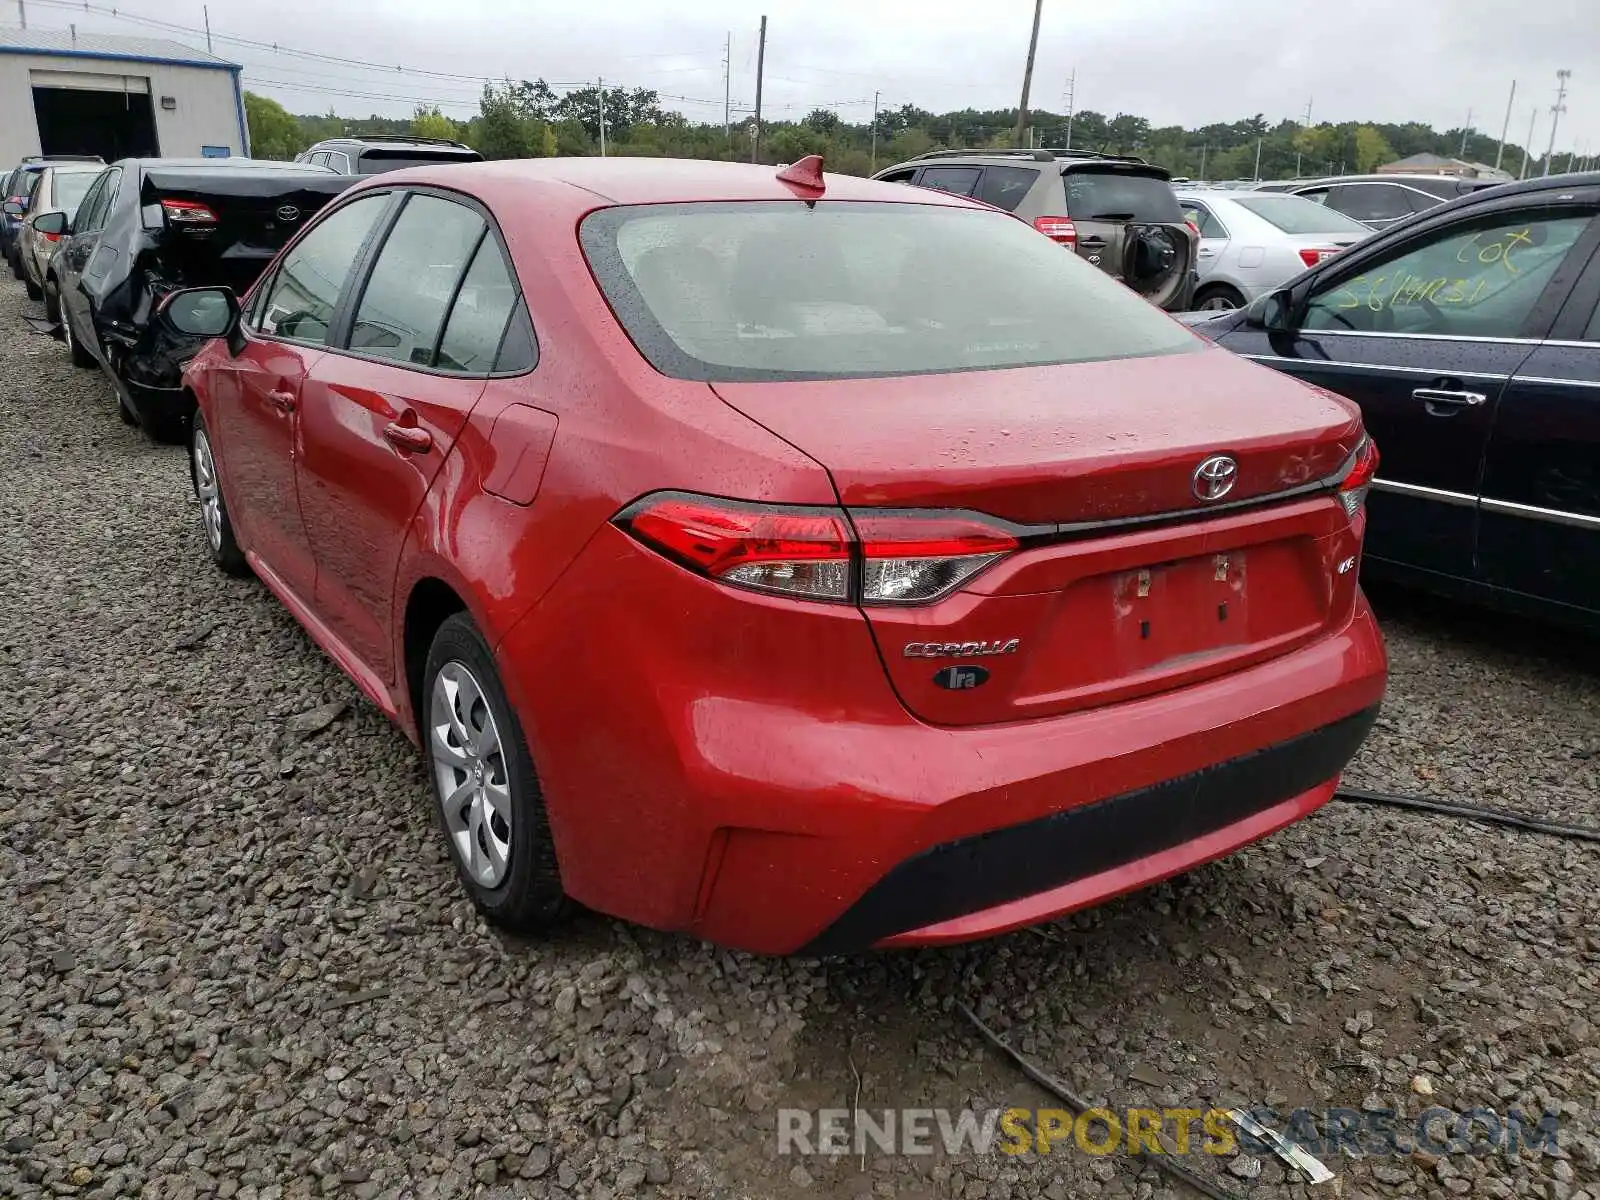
<box><xmin>1412</xmin><ymin>387</ymin><xmax>1487</xmax><ymax>407</ymax></box>
<box><xmin>383</xmin><ymin>422</ymin><xmax>433</xmax><ymax>454</ymax></box>
<box><xmin>267</xmin><ymin>389</ymin><xmax>296</xmax><ymax>414</ymax></box>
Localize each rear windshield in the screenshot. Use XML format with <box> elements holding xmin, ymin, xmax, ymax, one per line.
<box><xmin>1062</xmin><ymin>169</ymin><xmax>1184</xmax><ymax>222</ymax></box>
<box><xmin>356</xmin><ymin>149</ymin><xmax>480</xmax><ymax>174</ymax></box>
<box><xmin>1231</xmin><ymin>195</ymin><xmax>1372</xmax><ymax>236</ymax></box>
<box><xmin>580</xmin><ymin>201</ymin><xmax>1198</xmax><ymax>382</ymax></box>
<box><xmin>51</xmin><ymin>170</ymin><xmax>99</xmax><ymax>216</ymax></box>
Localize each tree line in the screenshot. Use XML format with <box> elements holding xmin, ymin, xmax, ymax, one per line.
<box><xmin>244</xmin><ymin>83</ymin><xmax>1566</xmax><ymax>180</ymax></box>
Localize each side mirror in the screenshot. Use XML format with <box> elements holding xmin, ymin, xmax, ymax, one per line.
<box><xmin>1246</xmin><ymin>288</ymin><xmax>1297</xmax><ymax>334</ymax></box>
<box><xmin>2</xmin><ymin>199</ymin><xmax>24</xmax><ymax>217</ymax></box>
<box><xmin>30</xmin><ymin>211</ymin><xmax>67</xmax><ymax>236</ymax></box>
<box><xmin>159</xmin><ymin>286</ymin><xmax>241</xmax><ymax>343</ymax></box>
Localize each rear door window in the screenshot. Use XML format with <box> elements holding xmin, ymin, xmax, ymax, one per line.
<box><xmin>915</xmin><ymin>166</ymin><xmax>981</xmax><ymax>197</ymax></box>
<box><xmin>1179</xmin><ymin>200</ymin><xmax>1227</xmax><ymax>238</ymax></box>
<box><xmin>77</xmin><ymin>168</ymin><xmax>120</xmax><ymax>233</ymax></box>
<box><xmin>1062</xmin><ymin>170</ymin><xmax>1183</xmax><ymax>221</ymax></box>
<box><xmin>975</xmin><ymin>165</ymin><xmax>1041</xmax><ymax>212</ymax></box>
<box><xmin>347</xmin><ymin>193</ymin><xmax>486</xmax><ymax>366</ymax></box>
<box><xmin>1327</xmin><ymin>184</ymin><xmax>1413</xmax><ymax>224</ymax></box>
<box><xmin>257</xmin><ymin>193</ymin><xmax>391</xmax><ymax>345</ymax></box>
<box><xmin>435</xmin><ymin>236</ymin><xmax>523</xmax><ymax>373</ymax></box>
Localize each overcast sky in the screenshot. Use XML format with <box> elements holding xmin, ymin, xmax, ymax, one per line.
<box><xmin>14</xmin><ymin>0</ymin><xmax>1600</xmax><ymax>155</ymax></box>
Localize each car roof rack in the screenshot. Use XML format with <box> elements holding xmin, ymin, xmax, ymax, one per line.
<box><xmin>333</xmin><ymin>133</ymin><xmax>474</xmax><ymax>149</ymax></box>
<box><xmin>1036</xmin><ymin>148</ymin><xmax>1150</xmax><ymax>165</ymax></box>
<box><xmin>907</xmin><ymin>147</ymin><xmax>1060</xmax><ymax>162</ymax></box>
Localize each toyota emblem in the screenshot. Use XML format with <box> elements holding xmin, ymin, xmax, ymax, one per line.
<box><xmin>275</xmin><ymin>205</ymin><xmax>301</xmax><ymax>222</ymax></box>
<box><xmin>1191</xmin><ymin>454</ymin><xmax>1238</xmax><ymax>502</ymax></box>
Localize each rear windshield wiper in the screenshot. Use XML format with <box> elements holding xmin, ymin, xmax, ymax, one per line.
<box><xmin>1085</xmin><ymin>211</ymin><xmax>1138</xmax><ymax>220</ymax></box>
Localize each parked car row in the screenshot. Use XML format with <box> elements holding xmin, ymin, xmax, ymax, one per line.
<box><xmin>2</xmin><ymin>137</ymin><xmax>488</xmax><ymax>441</ymax></box>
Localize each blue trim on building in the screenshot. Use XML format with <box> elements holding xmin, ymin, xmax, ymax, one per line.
<box><xmin>0</xmin><ymin>45</ymin><xmax>239</xmax><ymax>71</ymax></box>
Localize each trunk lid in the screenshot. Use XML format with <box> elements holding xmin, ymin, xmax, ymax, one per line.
<box><xmin>1061</xmin><ymin>165</ymin><xmax>1195</xmax><ymax>305</ymax></box>
<box><xmin>139</xmin><ymin>168</ymin><xmax>357</xmax><ymax>292</ymax></box>
<box><xmin>713</xmin><ymin>347</ymin><xmax>1367</xmax><ymax>726</ymax></box>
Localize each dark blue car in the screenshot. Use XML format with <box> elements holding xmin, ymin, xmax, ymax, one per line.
<box><xmin>1187</xmin><ymin>172</ymin><xmax>1600</xmax><ymax>632</ymax></box>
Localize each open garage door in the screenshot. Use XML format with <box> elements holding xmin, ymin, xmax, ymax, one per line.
<box><xmin>31</xmin><ymin>70</ymin><xmax>159</xmax><ymax>161</ymax></box>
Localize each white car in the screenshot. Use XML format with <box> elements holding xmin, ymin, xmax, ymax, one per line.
<box><xmin>1174</xmin><ymin>189</ymin><xmax>1373</xmax><ymax>311</ymax></box>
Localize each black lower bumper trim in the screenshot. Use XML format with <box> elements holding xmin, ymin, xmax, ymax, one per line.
<box><xmin>800</xmin><ymin>704</ymin><xmax>1380</xmax><ymax>955</ymax></box>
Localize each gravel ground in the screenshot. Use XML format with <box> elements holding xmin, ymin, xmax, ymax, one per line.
<box><xmin>1</xmin><ymin>273</ymin><xmax>1596</xmax><ymax>1200</ymax></box>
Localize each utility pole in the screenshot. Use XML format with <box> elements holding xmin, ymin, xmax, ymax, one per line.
<box><xmin>1254</xmin><ymin>136</ymin><xmax>1263</xmax><ymax>181</ymax></box>
<box><xmin>1013</xmin><ymin>0</ymin><xmax>1044</xmax><ymax>148</ymax></box>
<box><xmin>203</xmin><ymin>5</ymin><xmax>212</xmax><ymax>53</ymax></box>
<box><xmin>1294</xmin><ymin>97</ymin><xmax>1312</xmax><ymax>177</ymax></box>
<box><xmin>1544</xmin><ymin>68</ymin><xmax>1570</xmax><ymax>176</ymax></box>
<box><xmin>870</xmin><ymin>90</ymin><xmax>880</xmax><ymax>171</ymax></box>
<box><xmin>722</xmin><ymin>32</ymin><xmax>731</xmax><ymax>145</ymax></box>
<box><xmin>18</xmin><ymin>0</ymin><xmax>25</xmax><ymax>29</ymax></box>
<box><xmin>1062</xmin><ymin>69</ymin><xmax>1075</xmax><ymax>149</ymax></box>
<box><xmin>1459</xmin><ymin>108</ymin><xmax>1473</xmax><ymax>157</ymax></box>
<box><xmin>1199</xmin><ymin>143</ymin><xmax>1208</xmax><ymax>181</ymax></box>
<box><xmin>750</xmin><ymin>14</ymin><xmax>766</xmax><ymax>163</ymax></box>
<box><xmin>597</xmin><ymin>77</ymin><xmax>605</xmax><ymax>156</ymax></box>
<box><xmin>1495</xmin><ymin>80</ymin><xmax>1516</xmax><ymax>171</ymax></box>
<box><xmin>1521</xmin><ymin>106</ymin><xmax>1538</xmax><ymax>178</ymax></box>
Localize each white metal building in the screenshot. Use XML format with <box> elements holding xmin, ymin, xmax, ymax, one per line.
<box><xmin>0</xmin><ymin>28</ymin><xmax>249</xmax><ymax>165</ymax></box>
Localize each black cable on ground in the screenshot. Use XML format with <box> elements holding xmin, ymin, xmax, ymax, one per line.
<box><xmin>1334</xmin><ymin>786</ymin><xmax>1600</xmax><ymax>844</ymax></box>
<box><xmin>957</xmin><ymin>1003</ymin><xmax>1246</xmax><ymax>1200</ymax></box>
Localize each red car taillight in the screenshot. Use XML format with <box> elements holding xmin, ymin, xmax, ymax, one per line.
<box><xmin>1298</xmin><ymin>247</ymin><xmax>1341</xmax><ymax>269</ymax></box>
<box><xmin>616</xmin><ymin>493</ymin><xmax>1019</xmax><ymax>605</ymax></box>
<box><xmin>161</xmin><ymin>198</ymin><xmax>218</xmax><ymax>225</ymax></box>
<box><xmin>1337</xmin><ymin>437</ymin><xmax>1379</xmax><ymax>519</ymax></box>
<box><xmin>41</xmin><ymin>231</ymin><xmax>61</xmax><ymax>243</ymax></box>
<box><xmin>1032</xmin><ymin>216</ymin><xmax>1077</xmax><ymax>247</ymax></box>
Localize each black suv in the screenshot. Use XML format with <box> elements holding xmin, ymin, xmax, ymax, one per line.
<box><xmin>874</xmin><ymin>148</ymin><xmax>1198</xmax><ymax>311</ymax></box>
<box><xmin>295</xmin><ymin>134</ymin><xmax>482</xmax><ymax>176</ymax></box>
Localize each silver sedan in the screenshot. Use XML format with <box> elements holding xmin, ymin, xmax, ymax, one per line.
<box><xmin>1174</xmin><ymin>189</ymin><xmax>1373</xmax><ymax>311</ymax></box>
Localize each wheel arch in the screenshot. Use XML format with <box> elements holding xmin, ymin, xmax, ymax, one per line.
<box><xmin>402</xmin><ymin>576</ymin><xmax>470</xmax><ymax>741</ymax></box>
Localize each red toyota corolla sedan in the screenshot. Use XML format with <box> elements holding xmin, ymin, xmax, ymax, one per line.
<box><xmin>166</xmin><ymin>155</ymin><xmax>1386</xmax><ymax>954</ymax></box>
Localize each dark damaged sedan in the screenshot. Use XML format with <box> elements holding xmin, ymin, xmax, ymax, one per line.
<box><xmin>37</xmin><ymin>158</ymin><xmax>356</xmax><ymax>442</ymax></box>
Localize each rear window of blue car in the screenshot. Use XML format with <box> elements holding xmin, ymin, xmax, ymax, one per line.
<box><xmin>580</xmin><ymin>200</ymin><xmax>1198</xmax><ymax>382</ymax></box>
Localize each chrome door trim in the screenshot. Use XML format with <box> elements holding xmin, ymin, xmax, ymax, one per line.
<box><xmin>1479</xmin><ymin>497</ymin><xmax>1600</xmax><ymax>530</ymax></box>
<box><xmin>1240</xmin><ymin>353</ymin><xmax>1510</xmax><ymax>382</ymax></box>
<box><xmin>1369</xmin><ymin>479</ymin><xmax>1476</xmax><ymax>508</ymax></box>
<box><xmin>1510</xmin><ymin>374</ymin><xmax>1600</xmax><ymax>390</ymax></box>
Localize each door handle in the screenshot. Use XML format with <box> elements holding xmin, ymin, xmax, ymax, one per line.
<box><xmin>382</xmin><ymin>422</ymin><xmax>433</xmax><ymax>454</ymax></box>
<box><xmin>1197</xmin><ymin>248</ymin><xmax>1217</xmax><ymax>258</ymax></box>
<box><xmin>267</xmin><ymin>389</ymin><xmax>296</xmax><ymax>414</ymax></box>
<box><xmin>1412</xmin><ymin>387</ymin><xmax>1486</xmax><ymax>407</ymax></box>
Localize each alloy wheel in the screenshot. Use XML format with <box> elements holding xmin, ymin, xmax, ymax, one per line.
<box><xmin>1197</xmin><ymin>294</ymin><xmax>1240</xmax><ymax>311</ymax></box>
<box><xmin>192</xmin><ymin>428</ymin><xmax>224</xmax><ymax>551</ymax></box>
<box><xmin>430</xmin><ymin>660</ymin><xmax>513</xmax><ymax>888</ymax></box>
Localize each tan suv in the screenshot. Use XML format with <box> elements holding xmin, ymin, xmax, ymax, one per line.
<box><xmin>873</xmin><ymin>148</ymin><xmax>1198</xmax><ymax>311</ymax></box>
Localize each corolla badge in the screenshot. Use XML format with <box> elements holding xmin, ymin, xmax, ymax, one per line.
<box><xmin>275</xmin><ymin>205</ymin><xmax>301</xmax><ymax>222</ymax></box>
<box><xmin>904</xmin><ymin>639</ymin><xmax>1020</xmax><ymax>659</ymax></box>
<box><xmin>1191</xmin><ymin>454</ymin><xmax>1238</xmax><ymax>502</ymax></box>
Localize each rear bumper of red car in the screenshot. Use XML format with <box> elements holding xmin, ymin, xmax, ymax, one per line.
<box><xmin>497</xmin><ymin>529</ymin><xmax>1387</xmax><ymax>956</ymax></box>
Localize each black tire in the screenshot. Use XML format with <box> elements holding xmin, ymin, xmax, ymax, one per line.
<box><xmin>189</xmin><ymin>412</ymin><xmax>249</xmax><ymax>577</ymax></box>
<box><xmin>422</xmin><ymin>613</ymin><xmax>570</xmax><ymax>932</ymax></box>
<box><xmin>23</xmin><ymin>269</ymin><xmax>42</xmax><ymax>302</ymax></box>
<box><xmin>141</xmin><ymin>407</ymin><xmax>189</xmax><ymax>445</ymax></box>
<box><xmin>7</xmin><ymin>247</ymin><xmax>21</xmax><ymax>281</ymax></box>
<box><xmin>1192</xmin><ymin>283</ymin><xmax>1247</xmax><ymax>313</ymax></box>
<box><xmin>60</xmin><ymin>297</ymin><xmax>97</xmax><ymax>369</ymax></box>
<box><xmin>42</xmin><ymin>275</ymin><xmax>61</xmax><ymax>324</ymax></box>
